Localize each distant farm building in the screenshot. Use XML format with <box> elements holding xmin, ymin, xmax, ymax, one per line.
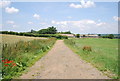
<box><xmin>60</xmin><ymin>34</ymin><xmax>98</xmax><ymax>38</ymax></box>
<box><xmin>80</xmin><ymin>34</ymin><xmax>98</xmax><ymax>38</ymax></box>
<box><xmin>60</xmin><ymin>34</ymin><xmax>75</xmax><ymax>38</ymax></box>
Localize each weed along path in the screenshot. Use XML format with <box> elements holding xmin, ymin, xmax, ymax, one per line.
<box><xmin>20</xmin><ymin>40</ymin><xmax>109</xmax><ymax>79</ymax></box>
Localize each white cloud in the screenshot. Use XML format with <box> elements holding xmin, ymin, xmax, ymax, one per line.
<box><xmin>70</xmin><ymin>3</ymin><xmax>82</xmax><ymax>8</ymax></box>
<box><xmin>5</xmin><ymin>7</ymin><xmax>19</xmax><ymax>14</ymax></box>
<box><xmin>52</xmin><ymin>20</ymin><xmax>97</xmax><ymax>26</ymax></box>
<box><xmin>33</xmin><ymin>14</ymin><xmax>40</xmax><ymax>20</ymax></box>
<box><xmin>6</xmin><ymin>20</ymin><xmax>18</xmax><ymax>28</ymax></box>
<box><xmin>0</xmin><ymin>1</ymin><xmax>11</xmax><ymax>8</ymax></box>
<box><xmin>69</xmin><ymin>0</ymin><xmax>95</xmax><ymax>8</ymax></box>
<box><xmin>51</xmin><ymin>20</ymin><xmax>67</xmax><ymax>25</ymax></box>
<box><xmin>6</xmin><ymin>20</ymin><xmax>15</xmax><ymax>24</ymax></box>
<box><xmin>28</xmin><ymin>22</ymin><xmax>33</xmax><ymax>24</ymax></box>
<box><xmin>96</xmin><ymin>22</ymin><xmax>106</xmax><ymax>26</ymax></box>
<box><xmin>113</xmin><ymin>16</ymin><xmax>120</xmax><ymax>21</ymax></box>
<box><xmin>67</xmin><ymin>16</ymin><xmax>72</xmax><ymax>19</ymax></box>
<box><xmin>51</xmin><ymin>19</ymin><xmax>117</xmax><ymax>34</ymax></box>
<box><xmin>84</xmin><ymin>20</ymin><xmax>96</xmax><ymax>24</ymax></box>
<box><xmin>51</xmin><ymin>20</ymin><xmax>55</xmax><ymax>24</ymax></box>
<box><xmin>98</xmin><ymin>19</ymin><xmax>101</xmax><ymax>22</ymax></box>
<box><xmin>40</xmin><ymin>22</ymin><xmax>46</xmax><ymax>25</ymax></box>
<box><xmin>12</xmin><ymin>25</ymin><xmax>17</xmax><ymax>28</ymax></box>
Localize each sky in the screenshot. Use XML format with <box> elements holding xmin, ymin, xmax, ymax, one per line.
<box><xmin>0</xmin><ymin>0</ymin><xmax>119</xmax><ymax>34</ymax></box>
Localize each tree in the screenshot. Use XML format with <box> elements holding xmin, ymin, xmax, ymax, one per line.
<box><xmin>47</xmin><ymin>26</ymin><xmax>57</xmax><ymax>34</ymax></box>
<box><xmin>38</xmin><ymin>26</ymin><xmax>57</xmax><ymax>34</ymax></box>
<box><xmin>108</xmin><ymin>34</ymin><xmax>114</xmax><ymax>39</ymax></box>
<box><xmin>38</xmin><ymin>29</ymin><xmax>48</xmax><ymax>34</ymax></box>
<box><xmin>76</xmin><ymin>34</ymin><xmax>80</xmax><ymax>38</ymax></box>
<box><xmin>31</xmin><ymin>29</ymin><xmax>36</xmax><ymax>33</ymax></box>
<box><xmin>83</xmin><ymin>35</ymin><xmax>86</xmax><ymax>37</ymax></box>
<box><xmin>58</xmin><ymin>31</ymin><xmax>72</xmax><ymax>34</ymax></box>
<box><xmin>66</xmin><ymin>31</ymin><xmax>72</xmax><ymax>34</ymax></box>
<box><xmin>98</xmin><ymin>34</ymin><xmax>101</xmax><ymax>37</ymax></box>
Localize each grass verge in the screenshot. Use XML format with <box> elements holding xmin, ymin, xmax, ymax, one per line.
<box><xmin>1</xmin><ymin>38</ymin><xmax>56</xmax><ymax>80</ymax></box>
<box><xmin>64</xmin><ymin>38</ymin><xmax>118</xmax><ymax>79</ymax></box>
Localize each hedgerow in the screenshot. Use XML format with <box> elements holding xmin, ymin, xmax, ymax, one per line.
<box><xmin>0</xmin><ymin>31</ymin><xmax>68</xmax><ymax>39</ymax></box>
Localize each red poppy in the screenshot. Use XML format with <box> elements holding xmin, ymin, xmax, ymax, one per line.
<box><xmin>12</xmin><ymin>63</ymin><xmax>16</xmax><ymax>65</ymax></box>
<box><xmin>13</xmin><ymin>64</ymin><xmax>16</xmax><ymax>66</ymax></box>
<box><xmin>2</xmin><ymin>60</ymin><xmax>5</xmax><ymax>62</ymax></box>
<box><xmin>11</xmin><ymin>63</ymin><xmax>16</xmax><ymax>67</ymax></box>
<box><xmin>2</xmin><ymin>58</ymin><xmax>17</xmax><ymax>67</ymax></box>
<box><xmin>5</xmin><ymin>59</ymin><xmax>8</xmax><ymax>62</ymax></box>
<box><xmin>4</xmin><ymin>65</ymin><xmax>9</xmax><ymax>67</ymax></box>
<box><xmin>4</xmin><ymin>60</ymin><xmax>13</xmax><ymax>64</ymax></box>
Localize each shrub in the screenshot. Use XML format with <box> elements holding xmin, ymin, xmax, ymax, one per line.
<box><xmin>56</xmin><ymin>35</ymin><xmax>68</xmax><ymax>39</ymax></box>
<box><xmin>102</xmin><ymin>34</ymin><xmax>115</xmax><ymax>39</ymax></box>
<box><xmin>76</xmin><ymin>34</ymin><xmax>80</xmax><ymax>38</ymax></box>
<box><xmin>83</xmin><ymin>35</ymin><xmax>86</xmax><ymax>37</ymax></box>
<box><xmin>82</xmin><ymin>46</ymin><xmax>92</xmax><ymax>52</ymax></box>
<box><xmin>108</xmin><ymin>34</ymin><xmax>114</xmax><ymax>39</ymax></box>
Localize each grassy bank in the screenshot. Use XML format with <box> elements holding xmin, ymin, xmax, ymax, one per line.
<box><xmin>64</xmin><ymin>38</ymin><xmax>118</xmax><ymax>78</ymax></box>
<box><xmin>1</xmin><ymin>37</ymin><xmax>56</xmax><ymax>79</ymax></box>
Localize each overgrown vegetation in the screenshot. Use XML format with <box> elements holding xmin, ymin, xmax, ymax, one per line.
<box><xmin>1</xmin><ymin>38</ymin><xmax>56</xmax><ymax>79</ymax></box>
<box><xmin>64</xmin><ymin>38</ymin><xmax>118</xmax><ymax>78</ymax></box>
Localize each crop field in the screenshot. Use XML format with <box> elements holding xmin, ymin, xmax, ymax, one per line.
<box><xmin>64</xmin><ymin>38</ymin><xmax>118</xmax><ymax>78</ymax></box>
<box><xmin>0</xmin><ymin>34</ymin><xmax>47</xmax><ymax>44</ymax></box>
<box><xmin>0</xmin><ymin>34</ymin><xmax>56</xmax><ymax>79</ymax></box>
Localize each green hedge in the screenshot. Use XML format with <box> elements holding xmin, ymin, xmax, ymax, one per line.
<box><xmin>0</xmin><ymin>31</ymin><xmax>68</xmax><ymax>39</ymax></box>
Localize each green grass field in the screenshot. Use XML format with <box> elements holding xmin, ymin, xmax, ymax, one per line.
<box><xmin>0</xmin><ymin>35</ymin><xmax>56</xmax><ymax>79</ymax></box>
<box><xmin>64</xmin><ymin>38</ymin><xmax>118</xmax><ymax>78</ymax></box>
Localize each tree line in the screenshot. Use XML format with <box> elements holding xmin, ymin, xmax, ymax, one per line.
<box><xmin>0</xmin><ymin>26</ymin><xmax>69</xmax><ymax>39</ymax></box>
<box><xmin>0</xmin><ymin>31</ymin><xmax>68</xmax><ymax>39</ymax></box>
<box><xmin>30</xmin><ymin>26</ymin><xmax>72</xmax><ymax>34</ymax></box>
<box><xmin>1</xmin><ymin>26</ymin><xmax>118</xmax><ymax>39</ymax></box>
<box><xmin>98</xmin><ymin>34</ymin><xmax>117</xmax><ymax>39</ymax></box>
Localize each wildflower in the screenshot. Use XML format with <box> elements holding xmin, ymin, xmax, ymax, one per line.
<box><xmin>2</xmin><ymin>60</ymin><xmax>5</xmax><ymax>62</ymax></box>
<box><xmin>4</xmin><ymin>65</ymin><xmax>9</xmax><ymax>67</ymax></box>
<box><xmin>12</xmin><ymin>63</ymin><xmax>17</xmax><ymax>66</ymax></box>
<box><xmin>12</xmin><ymin>64</ymin><xmax>16</xmax><ymax>66</ymax></box>
<box><xmin>4</xmin><ymin>60</ymin><xmax>13</xmax><ymax>64</ymax></box>
<box><xmin>2</xmin><ymin>58</ymin><xmax>17</xmax><ymax>67</ymax></box>
<box><xmin>5</xmin><ymin>59</ymin><xmax>8</xmax><ymax>62</ymax></box>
